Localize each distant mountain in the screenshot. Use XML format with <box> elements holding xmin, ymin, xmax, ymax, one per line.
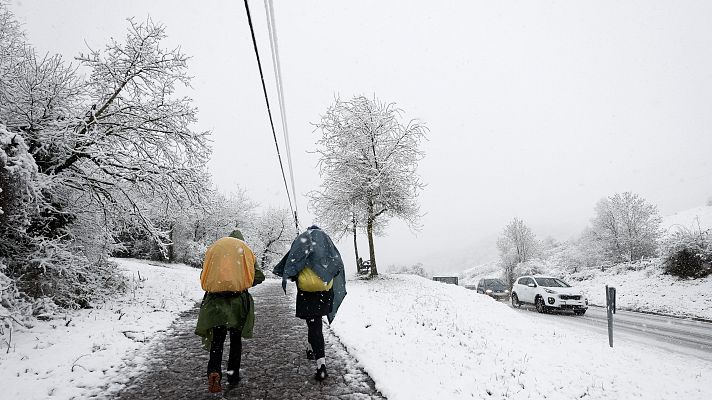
<box><xmin>458</xmin><ymin>262</ymin><xmax>501</xmax><ymax>286</ymax></box>
<box><xmin>412</xmin><ymin>234</ymin><xmax>499</xmax><ymax>276</ymax></box>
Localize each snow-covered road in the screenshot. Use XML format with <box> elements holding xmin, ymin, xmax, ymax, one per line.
<box><xmin>511</xmin><ymin>303</ymin><xmax>712</xmax><ymax>362</ymax></box>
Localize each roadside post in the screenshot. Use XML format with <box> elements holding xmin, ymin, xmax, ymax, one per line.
<box><xmin>606</xmin><ymin>285</ymin><xmax>616</xmax><ymax>347</ymax></box>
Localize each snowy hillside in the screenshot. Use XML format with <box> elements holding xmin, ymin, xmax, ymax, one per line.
<box><xmin>413</xmin><ymin>235</ymin><xmax>498</xmax><ymax>276</ymax></box>
<box><xmin>417</xmin><ymin>206</ymin><xmax>712</xmax><ymax>279</ymax></box>
<box><xmin>662</xmin><ymin>205</ymin><xmax>712</xmax><ymax>232</ymax></box>
<box><xmin>332</xmin><ymin>275</ymin><xmax>712</xmax><ymax>400</ymax></box>
<box><xmin>451</xmin><ymin>204</ymin><xmax>712</xmax><ymax>319</ymax></box>
<box><xmin>458</xmin><ymin>262</ymin><xmax>501</xmax><ymax>286</ymax></box>
<box><xmin>570</xmin><ymin>260</ymin><xmax>712</xmax><ymax>320</ymax></box>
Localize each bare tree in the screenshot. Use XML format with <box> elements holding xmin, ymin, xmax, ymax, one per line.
<box><xmin>249</xmin><ymin>208</ymin><xmax>293</xmax><ymax>270</ymax></box>
<box><xmin>308</xmin><ymin>187</ymin><xmax>365</xmax><ymax>268</ymax></box>
<box><xmin>497</xmin><ymin>217</ymin><xmax>538</xmax><ymax>288</ymax></box>
<box><xmin>312</xmin><ymin>96</ymin><xmax>427</xmax><ymax>276</ymax></box>
<box><xmin>591</xmin><ymin>192</ymin><xmax>661</xmax><ymax>261</ymax></box>
<box><xmin>0</xmin><ymin>2</ymin><xmax>26</xmax><ymax>109</ymax></box>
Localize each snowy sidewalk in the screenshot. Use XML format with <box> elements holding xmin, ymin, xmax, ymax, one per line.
<box><xmin>113</xmin><ymin>280</ymin><xmax>385</xmax><ymax>399</ymax></box>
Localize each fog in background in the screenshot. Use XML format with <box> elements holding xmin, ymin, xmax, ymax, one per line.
<box><xmin>12</xmin><ymin>0</ymin><xmax>712</xmax><ymax>274</ymax></box>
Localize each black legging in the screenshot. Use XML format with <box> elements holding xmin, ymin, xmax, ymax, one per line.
<box><xmin>306</xmin><ymin>317</ymin><xmax>325</xmax><ymax>360</ymax></box>
<box><xmin>208</xmin><ymin>326</ymin><xmax>242</xmax><ymax>377</ymax></box>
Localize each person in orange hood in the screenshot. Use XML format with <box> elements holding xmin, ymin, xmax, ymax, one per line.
<box><xmin>195</xmin><ymin>229</ymin><xmax>265</xmax><ymax>393</ymax></box>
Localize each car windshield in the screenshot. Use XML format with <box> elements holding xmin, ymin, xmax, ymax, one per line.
<box><xmin>534</xmin><ymin>277</ymin><xmax>571</xmax><ymax>287</ymax></box>
<box><xmin>485</xmin><ymin>279</ymin><xmax>507</xmax><ymax>290</ymax></box>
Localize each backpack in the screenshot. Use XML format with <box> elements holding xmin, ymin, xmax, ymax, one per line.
<box><xmin>201</xmin><ymin>237</ymin><xmax>256</xmax><ymax>292</ymax></box>
<box><xmin>297</xmin><ymin>266</ymin><xmax>334</xmax><ymax>292</ymax></box>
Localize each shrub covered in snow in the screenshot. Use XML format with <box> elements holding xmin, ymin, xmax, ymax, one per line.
<box><xmin>387</xmin><ymin>262</ymin><xmax>430</xmax><ymax>278</ymax></box>
<box><xmin>179</xmin><ymin>240</ymin><xmax>209</xmax><ymax>268</ymax></box>
<box><xmin>1</xmin><ymin>3</ymin><xmax>210</xmax><ymax>329</ymax></box>
<box><xmin>661</xmin><ymin>227</ymin><xmax>712</xmax><ymax>278</ymax></box>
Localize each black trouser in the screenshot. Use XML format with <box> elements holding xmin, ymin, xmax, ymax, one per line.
<box><xmin>306</xmin><ymin>317</ymin><xmax>325</xmax><ymax>360</ymax></box>
<box><xmin>207</xmin><ymin>326</ymin><xmax>242</xmax><ymax>378</ymax></box>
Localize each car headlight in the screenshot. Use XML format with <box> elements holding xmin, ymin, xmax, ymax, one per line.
<box><xmin>485</xmin><ymin>289</ymin><xmax>492</xmax><ymax>294</ymax></box>
<box><xmin>544</xmin><ymin>288</ymin><xmax>557</xmax><ymax>294</ymax></box>
<box><xmin>504</xmin><ymin>290</ymin><xmax>510</xmax><ymax>294</ymax></box>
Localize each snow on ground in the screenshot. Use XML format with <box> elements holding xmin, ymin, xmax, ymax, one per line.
<box><xmin>0</xmin><ymin>258</ymin><xmax>202</xmax><ymax>400</ymax></box>
<box><xmin>332</xmin><ymin>274</ymin><xmax>712</xmax><ymax>400</ymax></box>
<box><xmin>570</xmin><ymin>261</ymin><xmax>712</xmax><ymax>320</ymax></box>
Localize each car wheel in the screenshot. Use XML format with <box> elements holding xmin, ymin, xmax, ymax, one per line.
<box><xmin>511</xmin><ymin>293</ymin><xmax>521</xmax><ymax>308</ymax></box>
<box><xmin>535</xmin><ymin>296</ymin><xmax>546</xmax><ymax>313</ymax></box>
<box><xmin>574</xmin><ymin>310</ymin><xmax>586</xmax><ymax>316</ymax></box>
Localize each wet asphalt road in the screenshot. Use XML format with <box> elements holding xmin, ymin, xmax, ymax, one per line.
<box><xmin>510</xmin><ymin>300</ymin><xmax>712</xmax><ymax>362</ymax></box>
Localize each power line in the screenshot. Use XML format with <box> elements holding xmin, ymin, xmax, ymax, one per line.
<box><xmin>242</xmin><ymin>0</ymin><xmax>297</xmax><ymax>231</ymax></box>
<box><xmin>264</xmin><ymin>0</ymin><xmax>299</xmax><ymax>234</ymax></box>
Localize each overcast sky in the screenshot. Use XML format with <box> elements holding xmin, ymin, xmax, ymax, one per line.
<box><xmin>11</xmin><ymin>0</ymin><xmax>712</xmax><ymax>273</ymax></box>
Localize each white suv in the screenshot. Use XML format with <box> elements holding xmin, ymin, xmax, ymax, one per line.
<box><xmin>511</xmin><ymin>275</ymin><xmax>588</xmax><ymax>315</ymax></box>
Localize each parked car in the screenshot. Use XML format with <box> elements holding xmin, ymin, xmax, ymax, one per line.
<box><xmin>510</xmin><ymin>275</ymin><xmax>588</xmax><ymax>315</ymax></box>
<box><xmin>475</xmin><ymin>278</ymin><xmax>510</xmax><ymax>301</ymax></box>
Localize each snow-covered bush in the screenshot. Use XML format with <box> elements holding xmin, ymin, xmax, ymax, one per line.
<box><xmin>180</xmin><ymin>240</ymin><xmax>208</xmax><ymax>268</ymax></box>
<box><xmin>515</xmin><ymin>259</ymin><xmax>545</xmax><ymax>276</ymax></box>
<box><xmin>1</xmin><ymin>3</ymin><xmax>209</xmax><ymax>327</ymax></box>
<box><xmin>15</xmin><ymin>238</ymin><xmax>126</xmax><ymax>310</ymax></box>
<box><xmin>388</xmin><ymin>262</ymin><xmax>430</xmax><ymax>278</ymax></box>
<box><xmin>0</xmin><ymin>261</ymin><xmax>34</xmax><ymax>329</ymax></box>
<box><xmin>0</xmin><ymin>127</ymin><xmax>41</xmax><ymax>226</ymax></box>
<box><xmin>661</xmin><ymin>227</ymin><xmax>712</xmax><ymax>278</ymax></box>
<box><xmin>0</xmin><ymin>127</ymin><xmax>42</xmax><ymax>324</ymax></box>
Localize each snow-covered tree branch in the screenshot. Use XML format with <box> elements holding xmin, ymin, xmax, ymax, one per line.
<box><xmin>0</xmin><ymin>5</ymin><xmax>212</xmax><ymax>327</ymax></box>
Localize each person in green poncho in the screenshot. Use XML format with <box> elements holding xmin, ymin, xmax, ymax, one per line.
<box><xmin>195</xmin><ymin>229</ymin><xmax>265</xmax><ymax>393</ymax></box>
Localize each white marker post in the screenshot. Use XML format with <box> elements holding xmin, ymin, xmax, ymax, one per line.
<box><xmin>606</xmin><ymin>285</ymin><xmax>617</xmax><ymax>347</ymax></box>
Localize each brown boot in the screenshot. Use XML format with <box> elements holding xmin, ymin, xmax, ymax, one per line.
<box><xmin>207</xmin><ymin>372</ymin><xmax>222</xmax><ymax>393</ymax></box>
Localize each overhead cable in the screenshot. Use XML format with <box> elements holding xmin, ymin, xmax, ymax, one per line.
<box><xmin>264</xmin><ymin>0</ymin><xmax>300</xmax><ymax>234</ymax></box>
<box><xmin>242</xmin><ymin>0</ymin><xmax>297</xmax><ymax>230</ymax></box>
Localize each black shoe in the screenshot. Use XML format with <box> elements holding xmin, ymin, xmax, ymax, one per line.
<box><xmin>314</xmin><ymin>364</ymin><xmax>328</xmax><ymax>381</ymax></box>
<box><xmin>226</xmin><ymin>369</ymin><xmax>240</xmax><ymax>385</ymax></box>
<box><xmin>306</xmin><ymin>349</ymin><xmax>315</xmax><ymax>360</ymax></box>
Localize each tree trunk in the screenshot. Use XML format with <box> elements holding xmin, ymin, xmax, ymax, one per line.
<box><xmin>352</xmin><ymin>213</ymin><xmax>360</xmax><ymax>266</ymax></box>
<box><xmin>167</xmin><ymin>223</ymin><xmax>175</xmax><ymax>262</ymax></box>
<box><xmin>367</xmin><ymin>216</ymin><xmax>378</xmax><ymax>277</ymax></box>
<box><xmin>261</xmin><ymin>250</ymin><xmax>269</xmax><ymax>272</ymax></box>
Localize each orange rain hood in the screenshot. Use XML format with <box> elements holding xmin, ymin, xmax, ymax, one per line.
<box><xmin>200</xmin><ymin>237</ymin><xmax>256</xmax><ymax>293</ymax></box>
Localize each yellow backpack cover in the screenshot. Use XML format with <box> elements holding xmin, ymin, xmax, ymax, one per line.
<box><xmin>201</xmin><ymin>237</ymin><xmax>256</xmax><ymax>292</ymax></box>
<box><xmin>297</xmin><ymin>266</ymin><xmax>333</xmax><ymax>292</ymax></box>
